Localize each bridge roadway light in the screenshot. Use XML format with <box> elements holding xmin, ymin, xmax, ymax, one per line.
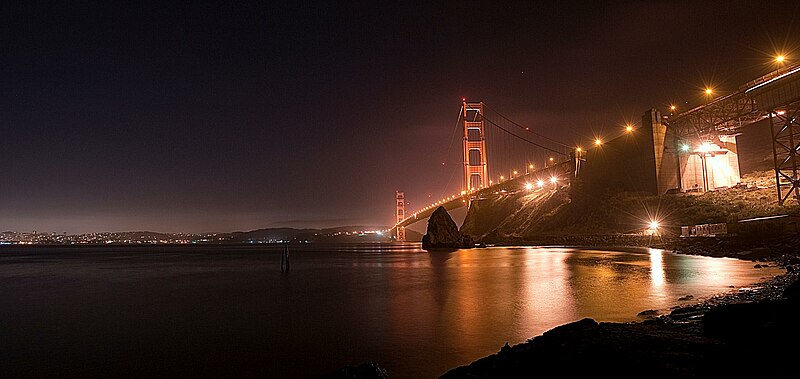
<box><xmin>625</xmin><ymin>125</ymin><xmax>633</xmax><ymax>133</ymax></box>
<box><xmin>705</xmin><ymin>88</ymin><xmax>713</xmax><ymax>95</ymax></box>
<box><xmin>537</xmin><ymin>179</ymin><xmax>545</xmax><ymax>187</ymax></box>
<box><xmin>525</xmin><ymin>182</ymin><xmax>533</xmax><ymax>190</ymax></box>
<box><xmin>648</xmin><ymin>220</ymin><xmax>660</xmax><ymax>230</ymax></box>
<box><xmin>776</xmin><ymin>55</ymin><xmax>785</xmax><ymax>63</ymax></box>
<box><xmin>550</xmin><ymin>176</ymin><xmax>558</xmax><ymax>184</ymax></box>
<box><xmin>594</xmin><ymin>138</ymin><xmax>602</xmax><ymax>146</ymax></box>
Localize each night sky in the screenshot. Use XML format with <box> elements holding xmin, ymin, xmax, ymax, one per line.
<box><xmin>3</xmin><ymin>1</ymin><xmax>799</xmax><ymax>233</ymax></box>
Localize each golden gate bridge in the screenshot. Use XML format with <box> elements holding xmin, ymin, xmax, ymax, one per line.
<box><xmin>391</xmin><ymin>60</ymin><xmax>800</xmax><ymax>241</ymax></box>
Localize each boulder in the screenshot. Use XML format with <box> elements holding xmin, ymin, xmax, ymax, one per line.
<box><xmin>422</xmin><ymin>206</ymin><xmax>475</xmax><ymax>250</ymax></box>
<box><xmin>323</xmin><ymin>362</ymin><xmax>388</xmax><ymax>379</ymax></box>
<box><xmin>783</xmin><ymin>278</ymin><xmax>800</xmax><ymax>301</ymax></box>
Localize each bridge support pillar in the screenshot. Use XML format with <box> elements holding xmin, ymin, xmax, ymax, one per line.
<box><xmin>769</xmin><ymin>107</ymin><xmax>800</xmax><ymax>205</ymax></box>
<box><xmin>463</xmin><ymin>101</ymin><xmax>488</xmax><ymax>192</ymax></box>
<box><xmin>395</xmin><ymin>191</ymin><xmax>406</xmax><ymax>241</ymax></box>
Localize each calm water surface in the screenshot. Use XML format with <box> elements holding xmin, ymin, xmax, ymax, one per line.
<box><xmin>0</xmin><ymin>244</ymin><xmax>782</xmax><ymax>378</ymax></box>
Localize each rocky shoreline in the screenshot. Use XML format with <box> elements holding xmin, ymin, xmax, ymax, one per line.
<box><xmin>440</xmin><ymin>235</ymin><xmax>800</xmax><ymax>378</ymax></box>
<box><xmin>327</xmin><ymin>234</ymin><xmax>800</xmax><ymax>378</ymax></box>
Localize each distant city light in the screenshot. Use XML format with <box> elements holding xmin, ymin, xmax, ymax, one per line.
<box><xmin>549</xmin><ymin>157</ymin><xmax>554</xmax><ymax>162</ymax></box>
<box><xmin>500</xmin><ymin>175</ymin><xmax>505</xmax><ymax>180</ymax></box>
<box><xmin>529</xmin><ymin>164</ymin><xmax>534</xmax><ymax>169</ymax></box>
<box><xmin>670</xmin><ymin>105</ymin><xmax>677</xmax><ymax>111</ymax></box>
<box><xmin>513</xmin><ymin>170</ymin><xmax>518</xmax><ymax>176</ymax></box>
<box><xmin>576</xmin><ymin>147</ymin><xmax>582</xmax><ymax>152</ymax></box>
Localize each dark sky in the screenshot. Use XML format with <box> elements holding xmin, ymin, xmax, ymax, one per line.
<box><xmin>2</xmin><ymin>1</ymin><xmax>799</xmax><ymax>233</ymax></box>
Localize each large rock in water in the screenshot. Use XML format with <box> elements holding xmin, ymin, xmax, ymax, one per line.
<box><xmin>422</xmin><ymin>206</ymin><xmax>475</xmax><ymax>250</ymax></box>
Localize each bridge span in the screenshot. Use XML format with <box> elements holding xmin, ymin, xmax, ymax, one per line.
<box><xmin>392</xmin><ymin>60</ymin><xmax>800</xmax><ymax>240</ymax></box>
<box><xmin>393</xmin><ymin>161</ymin><xmax>573</xmax><ymax>230</ymax></box>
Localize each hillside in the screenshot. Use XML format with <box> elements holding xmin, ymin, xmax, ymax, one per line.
<box><xmin>461</xmin><ymin>170</ymin><xmax>800</xmax><ymax>243</ymax></box>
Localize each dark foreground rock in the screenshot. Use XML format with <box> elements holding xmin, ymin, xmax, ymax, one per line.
<box><xmin>442</xmin><ymin>274</ymin><xmax>800</xmax><ymax>379</ymax></box>
<box><xmin>323</xmin><ymin>362</ymin><xmax>387</xmax><ymax>379</ymax></box>
<box><xmin>422</xmin><ymin>206</ymin><xmax>475</xmax><ymax>250</ymax></box>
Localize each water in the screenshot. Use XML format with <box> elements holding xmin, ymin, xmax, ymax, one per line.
<box><xmin>0</xmin><ymin>244</ymin><xmax>782</xmax><ymax>378</ymax></box>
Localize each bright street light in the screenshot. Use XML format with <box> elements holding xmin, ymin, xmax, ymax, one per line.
<box><xmin>529</xmin><ymin>164</ymin><xmax>534</xmax><ymax>169</ymax></box>
<box><xmin>705</xmin><ymin>88</ymin><xmax>713</xmax><ymax>95</ymax></box>
<box><xmin>594</xmin><ymin>139</ymin><xmax>602</xmax><ymax>146</ymax></box>
<box><xmin>525</xmin><ymin>182</ymin><xmax>533</xmax><ymax>190</ymax></box>
<box><xmin>549</xmin><ymin>176</ymin><xmax>557</xmax><ymax>184</ymax></box>
<box><xmin>625</xmin><ymin>125</ymin><xmax>633</xmax><ymax>133</ymax></box>
<box><xmin>537</xmin><ymin>179</ymin><xmax>544</xmax><ymax>187</ymax></box>
<box><xmin>776</xmin><ymin>55</ymin><xmax>785</xmax><ymax>63</ymax></box>
<box><xmin>670</xmin><ymin>105</ymin><xmax>677</xmax><ymax>111</ymax></box>
<box><xmin>648</xmin><ymin>221</ymin><xmax>659</xmax><ymax>230</ymax></box>
<box><xmin>680</xmin><ymin>143</ymin><xmax>690</xmax><ymax>152</ymax></box>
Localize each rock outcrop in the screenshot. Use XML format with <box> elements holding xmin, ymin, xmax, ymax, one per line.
<box><xmin>421</xmin><ymin>206</ymin><xmax>475</xmax><ymax>250</ymax></box>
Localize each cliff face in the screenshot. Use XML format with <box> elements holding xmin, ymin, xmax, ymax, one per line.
<box><xmin>460</xmin><ymin>171</ymin><xmax>800</xmax><ymax>243</ymax></box>
<box><xmin>460</xmin><ymin>187</ymin><xmax>571</xmax><ymax>242</ymax></box>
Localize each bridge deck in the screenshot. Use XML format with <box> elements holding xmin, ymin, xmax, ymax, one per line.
<box><xmin>392</xmin><ymin>161</ymin><xmax>573</xmax><ymax>230</ymax></box>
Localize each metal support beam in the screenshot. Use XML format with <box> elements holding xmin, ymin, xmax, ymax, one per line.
<box><xmin>769</xmin><ymin>107</ymin><xmax>800</xmax><ymax>205</ymax></box>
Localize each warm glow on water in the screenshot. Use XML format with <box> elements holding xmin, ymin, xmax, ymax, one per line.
<box><xmin>0</xmin><ymin>245</ymin><xmax>782</xmax><ymax>378</ymax></box>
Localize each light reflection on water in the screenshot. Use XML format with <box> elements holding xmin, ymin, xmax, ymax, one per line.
<box><xmin>0</xmin><ymin>244</ymin><xmax>783</xmax><ymax>378</ymax></box>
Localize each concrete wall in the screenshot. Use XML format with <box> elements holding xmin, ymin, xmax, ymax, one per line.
<box><xmin>736</xmin><ymin>119</ymin><xmax>774</xmax><ymax>174</ymax></box>
<box><xmin>580</xmin><ymin>109</ymin><xmax>677</xmax><ymax>195</ymax></box>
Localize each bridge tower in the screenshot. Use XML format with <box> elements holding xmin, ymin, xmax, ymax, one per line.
<box><xmin>395</xmin><ymin>191</ymin><xmax>406</xmax><ymax>241</ymax></box>
<box><xmin>463</xmin><ymin>101</ymin><xmax>489</xmax><ymax>191</ymax></box>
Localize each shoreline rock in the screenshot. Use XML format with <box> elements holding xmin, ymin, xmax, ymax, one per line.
<box><xmin>440</xmin><ymin>232</ymin><xmax>800</xmax><ymax>378</ymax></box>
<box><xmin>441</xmin><ymin>270</ymin><xmax>799</xmax><ymax>378</ymax></box>
<box><xmin>422</xmin><ymin>206</ymin><xmax>475</xmax><ymax>250</ymax></box>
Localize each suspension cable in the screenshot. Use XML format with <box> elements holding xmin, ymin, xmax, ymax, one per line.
<box><xmin>483</xmin><ymin>103</ymin><xmax>571</xmax><ymax>148</ymax></box>
<box><xmin>482</xmin><ymin>115</ymin><xmax>568</xmax><ymax>156</ymax></box>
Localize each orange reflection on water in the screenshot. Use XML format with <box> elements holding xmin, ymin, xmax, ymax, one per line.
<box><xmin>520</xmin><ymin>248</ymin><xmax>577</xmax><ymax>338</ymax></box>
<box><xmin>649</xmin><ymin>248</ymin><xmax>665</xmax><ymax>287</ymax></box>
